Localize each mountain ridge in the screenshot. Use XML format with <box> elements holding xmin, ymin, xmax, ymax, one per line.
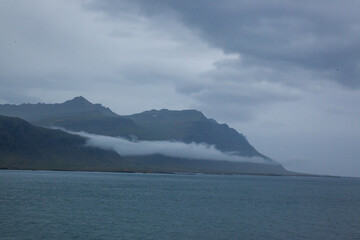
<box><xmin>0</xmin><ymin>114</ymin><xmax>292</xmax><ymax>175</ymax></box>
<box><xmin>0</xmin><ymin>96</ymin><xmax>269</xmax><ymax>160</ymax></box>
<box><xmin>0</xmin><ymin>96</ymin><xmax>117</xmax><ymax>121</ymax></box>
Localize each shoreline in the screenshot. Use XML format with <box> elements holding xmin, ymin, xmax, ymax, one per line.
<box><xmin>0</xmin><ymin>167</ymin><xmax>343</xmax><ymax>178</ymax></box>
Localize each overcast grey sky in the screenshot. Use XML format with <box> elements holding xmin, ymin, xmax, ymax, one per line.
<box><xmin>1</xmin><ymin>0</ymin><xmax>360</xmax><ymax>177</ymax></box>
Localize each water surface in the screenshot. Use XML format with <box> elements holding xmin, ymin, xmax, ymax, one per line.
<box><xmin>1</xmin><ymin>170</ymin><xmax>359</xmax><ymax>239</ymax></box>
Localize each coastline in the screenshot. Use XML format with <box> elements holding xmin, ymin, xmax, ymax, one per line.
<box><xmin>0</xmin><ymin>167</ymin><xmax>343</xmax><ymax>178</ymax></box>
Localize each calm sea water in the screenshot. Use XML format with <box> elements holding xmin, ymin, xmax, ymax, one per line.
<box><xmin>1</xmin><ymin>170</ymin><xmax>359</xmax><ymax>240</ymax></box>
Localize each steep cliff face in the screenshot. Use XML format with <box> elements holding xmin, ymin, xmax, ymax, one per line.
<box><xmin>124</xmin><ymin>109</ymin><xmax>267</xmax><ymax>158</ymax></box>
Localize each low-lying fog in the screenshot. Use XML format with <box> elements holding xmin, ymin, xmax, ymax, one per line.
<box><xmin>72</xmin><ymin>131</ymin><xmax>271</xmax><ymax>164</ymax></box>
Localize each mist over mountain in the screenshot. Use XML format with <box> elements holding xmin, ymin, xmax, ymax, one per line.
<box><xmin>74</xmin><ymin>131</ymin><xmax>268</xmax><ymax>163</ymax></box>
<box><xmin>0</xmin><ymin>115</ymin><xmax>124</xmax><ymax>171</ymax></box>
<box><xmin>0</xmin><ymin>114</ymin><xmax>291</xmax><ymax>175</ymax></box>
<box><xmin>123</xmin><ymin>109</ymin><xmax>266</xmax><ymax>158</ymax></box>
<box><xmin>6</xmin><ymin>96</ymin><xmax>268</xmax><ymax>159</ymax></box>
<box><xmin>0</xmin><ymin>96</ymin><xmax>293</xmax><ymax>175</ymax></box>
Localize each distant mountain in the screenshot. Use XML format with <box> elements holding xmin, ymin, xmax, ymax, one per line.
<box><xmin>0</xmin><ymin>96</ymin><xmax>117</xmax><ymax>121</ymax></box>
<box><xmin>1</xmin><ymin>97</ymin><xmax>268</xmax><ymax>159</ymax></box>
<box><xmin>124</xmin><ymin>109</ymin><xmax>266</xmax><ymax>158</ymax></box>
<box><xmin>0</xmin><ymin>115</ymin><xmax>291</xmax><ymax>175</ymax></box>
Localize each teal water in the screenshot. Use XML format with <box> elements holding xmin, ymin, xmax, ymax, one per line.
<box><xmin>1</xmin><ymin>170</ymin><xmax>359</xmax><ymax>240</ymax></box>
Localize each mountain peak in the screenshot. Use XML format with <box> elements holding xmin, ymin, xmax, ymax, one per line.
<box><xmin>65</xmin><ymin>96</ymin><xmax>92</xmax><ymax>105</ymax></box>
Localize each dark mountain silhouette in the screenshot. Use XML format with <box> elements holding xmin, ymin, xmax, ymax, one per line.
<box><xmin>0</xmin><ymin>115</ymin><xmax>291</xmax><ymax>175</ymax></box>
<box><xmin>0</xmin><ymin>96</ymin><xmax>117</xmax><ymax>121</ymax></box>
<box><xmin>123</xmin><ymin>109</ymin><xmax>267</xmax><ymax>158</ymax></box>
<box><xmin>0</xmin><ymin>97</ymin><xmax>295</xmax><ymax>174</ymax></box>
<box><xmin>0</xmin><ymin>115</ymin><xmax>125</xmax><ymax>171</ymax></box>
<box><xmin>3</xmin><ymin>96</ymin><xmax>267</xmax><ymax>158</ymax></box>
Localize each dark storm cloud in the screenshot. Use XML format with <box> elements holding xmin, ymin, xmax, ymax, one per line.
<box><xmin>92</xmin><ymin>0</ymin><xmax>360</xmax><ymax>87</ymax></box>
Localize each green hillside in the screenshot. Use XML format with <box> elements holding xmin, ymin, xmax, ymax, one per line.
<box><xmin>0</xmin><ymin>115</ymin><xmax>290</xmax><ymax>175</ymax></box>
<box><xmin>3</xmin><ymin>97</ymin><xmax>268</xmax><ymax>158</ymax></box>
<box><xmin>0</xmin><ymin>115</ymin><xmax>126</xmax><ymax>171</ymax></box>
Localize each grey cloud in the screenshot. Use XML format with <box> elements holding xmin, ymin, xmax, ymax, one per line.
<box><xmin>0</xmin><ymin>84</ymin><xmax>40</xmax><ymax>104</ymax></box>
<box><xmin>94</xmin><ymin>0</ymin><xmax>360</xmax><ymax>87</ymax></box>
<box><xmin>73</xmin><ymin>131</ymin><xmax>269</xmax><ymax>164</ymax></box>
<box><xmin>175</xmin><ymin>57</ymin><xmax>303</xmax><ymax>122</ymax></box>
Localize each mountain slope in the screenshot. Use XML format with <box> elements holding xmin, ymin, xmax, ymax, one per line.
<box><xmin>33</xmin><ymin>111</ymin><xmax>147</xmax><ymax>138</ymax></box>
<box><xmin>0</xmin><ymin>115</ymin><xmax>126</xmax><ymax>171</ymax></box>
<box><xmin>0</xmin><ymin>97</ymin><xmax>270</xmax><ymax>159</ymax></box>
<box><xmin>0</xmin><ymin>115</ymin><xmax>291</xmax><ymax>175</ymax></box>
<box><xmin>124</xmin><ymin>109</ymin><xmax>265</xmax><ymax>158</ymax></box>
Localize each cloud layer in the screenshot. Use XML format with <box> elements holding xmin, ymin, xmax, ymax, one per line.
<box><xmin>98</xmin><ymin>0</ymin><xmax>360</xmax><ymax>87</ymax></box>
<box><xmin>74</xmin><ymin>131</ymin><xmax>269</xmax><ymax>164</ymax></box>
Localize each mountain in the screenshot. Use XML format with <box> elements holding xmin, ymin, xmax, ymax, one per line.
<box><xmin>2</xmin><ymin>97</ymin><xmax>267</xmax><ymax>159</ymax></box>
<box><xmin>34</xmin><ymin>111</ymin><xmax>146</xmax><ymax>138</ymax></box>
<box><xmin>123</xmin><ymin>109</ymin><xmax>266</xmax><ymax>158</ymax></box>
<box><xmin>0</xmin><ymin>115</ymin><xmax>125</xmax><ymax>171</ymax></box>
<box><xmin>0</xmin><ymin>96</ymin><xmax>117</xmax><ymax>121</ymax></box>
<box><xmin>0</xmin><ymin>96</ymin><xmax>298</xmax><ymax>174</ymax></box>
<box><xmin>0</xmin><ymin>115</ymin><xmax>291</xmax><ymax>175</ymax></box>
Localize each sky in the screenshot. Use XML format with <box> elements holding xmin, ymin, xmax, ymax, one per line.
<box><xmin>1</xmin><ymin>0</ymin><xmax>360</xmax><ymax>177</ymax></box>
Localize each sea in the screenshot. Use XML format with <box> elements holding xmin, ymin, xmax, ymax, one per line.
<box><xmin>1</xmin><ymin>170</ymin><xmax>359</xmax><ymax>240</ymax></box>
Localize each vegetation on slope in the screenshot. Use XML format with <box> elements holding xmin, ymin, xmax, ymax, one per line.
<box><xmin>0</xmin><ymin>115</ymin><xmax>289</xmax><ymax>175</ymax></box>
